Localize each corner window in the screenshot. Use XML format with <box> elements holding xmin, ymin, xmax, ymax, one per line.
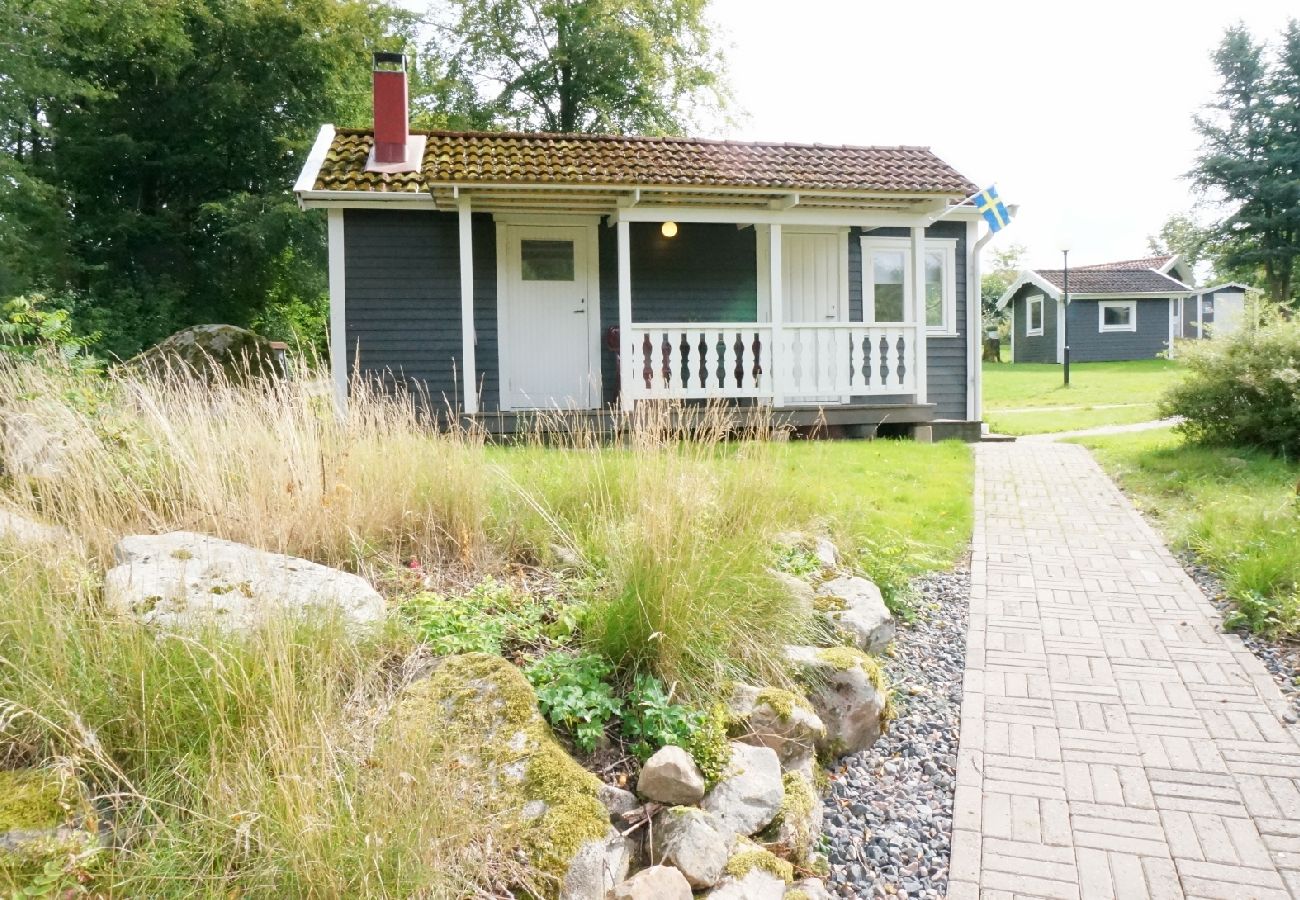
<box><xmin>1099</xmin><ymin>300</ymin><xmax>1136</xmax><ymax>333</ymax></box>
<box><xmin>1027</xmin><ymin>293</ymin><xmax>1044</xmax><ymax>336</ymax></box>
<box><xmin>860</xmin><ymin>237</ymin><xmax>958</xmax><ymax>333</ymax></box>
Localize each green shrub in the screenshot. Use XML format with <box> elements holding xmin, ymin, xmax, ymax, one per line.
<box><xmin>621</xmin><ymin>674</ymin><xmax>702</xmax><ymax>762</ymax></box>
<box><xmin>1161</xmin><ymin>311</ymin><xmax>1300</xmax><ymax>455</ymax></box>
<box><xmin>525</xmin><ymin>652</ymin><xmax>623</xmax><ymax>754</ymax></box>
<box><xmin>401</xmin><ymin>578</ymin><xmax>577</xmax><ymax>656</ymax></box>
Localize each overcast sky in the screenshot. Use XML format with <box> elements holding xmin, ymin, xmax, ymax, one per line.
<box><xmin>706</xmin><ymin>0</ymin><xmax>1296</xmax><ymax>270</ymax></box>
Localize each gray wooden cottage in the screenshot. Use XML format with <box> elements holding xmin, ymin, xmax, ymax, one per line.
<box><xmin>1180</xmin><ymin>282</ymin><xmax>1252</xmax><ymax>340</ymax></box>
<box><xmin>293</xmin><ymin>55</ymin><xmax>996</xmax><ymax>438</ymax></box>
<box><xmin>996</xmin><ymin>255</ymin><xmax>1194</xmax><ymax>363</ymax></box>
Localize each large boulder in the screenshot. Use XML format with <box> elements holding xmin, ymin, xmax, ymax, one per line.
<box><xmin>128</xmin><ymin>324</ymin><xmax>284</xmax><ymax>383</ymax></box>
<box><xmin>637</xmin><ymin>745</ymin><xmax>705</xmax><ymax>805</ymax></box>
<box><xmin>0</xmin><ymin>769</ymin><xmax>98</xmax><ymax>882</ymax></box>
<box><xmin>0</xmin><ymin>410</ymin><xmax>84</xmax><ymax>481</ymax></box>
<box><xmin>816</xmin><ymin>576</ymin><xmax>895</xmax><ymax>653</ymax></box>
<box><xmin>103</xmin><ymin>532</ymin><xmax>385</xmax><ymax>636</ymax></box>
<box><xmin>613</xmin><ymin>865</ymin><xmax>693</xmax><ymax>900</ymax></box>
<box><xmin>386</xmin><ymin>654</ymin><xmax>624</xmax><ymax>900</ymax></box>
<box><xmin>648</xmin><ymin>807</ymin><xmax>733</xmax><ymax>889</ymax></box>
<box><xmin>700</xmin><ymin>742</ymin><xmax>784</xmax><ymax>837</ymax></box>
<box><xmin>785</xmin><ymin>646</ymin><xmax>891</xmax><ymax>757</ymax></box>
<box><xmin>727</xmin><ymin>684</ymin><xmax>825</xmax><ymax>771</ymax></box>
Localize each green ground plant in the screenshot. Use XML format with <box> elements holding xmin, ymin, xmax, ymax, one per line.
<box><xmin>982</xmin><ymin>359</ymin><xmax>1184</xmax><ymax>435</ymax></box>
<box><xmin>1082</xmin><ymin>427</ymin><xmax>1300</xmax><ymax>637</ymax></box>
<box><xmin>526</xmin><ymin>652</ymin><xmax>623</xmax><ymax>754</ymax></box>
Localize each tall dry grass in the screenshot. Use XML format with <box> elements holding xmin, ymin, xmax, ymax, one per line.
<box><xmin>0</xmin><ymin>354</ymin><xmax>828</xmax><ymax>893</ymax></box>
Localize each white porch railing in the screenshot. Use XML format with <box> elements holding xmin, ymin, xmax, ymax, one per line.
<box><xmin>623</xmin><ymin>322</ymin><xmax>918</xmax><ymax>403</ymax></box>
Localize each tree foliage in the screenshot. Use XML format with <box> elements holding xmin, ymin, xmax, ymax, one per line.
<box><xmin>1147</xmin><ymin>213</ymin><xmax>1211</xmax><ymax>274</ymax></box>
<box><xmin>0</xmin><ymin>0</ymin><xmax>417</xmax><ymax>357</ymax></box>
<box><xmin>426</xmin><ymin>0</ymin><xmax>730</xmax><ymax>134</ymax></box>
<box><xmin>1192</xmin><ymin>20</ymin><xmax>1300</xmax><ymax>306</ymax></box>
<box><xmin>980</xmin><ymin>243</ymin><xmax>1026</xmax><ymax>325</ymax></box>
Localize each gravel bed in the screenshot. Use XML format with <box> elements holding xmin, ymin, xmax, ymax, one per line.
<box><xmin>1180</xmin><ymin>553</ymin><xmax>1300</xmax><ymax>724</ymax></box>
<box><xmin>821</xmin><ymin>569</ymin><xmax>970</xmax><ymax>899</ymax></box>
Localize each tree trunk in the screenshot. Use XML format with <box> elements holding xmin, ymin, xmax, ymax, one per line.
<box><xmin>559</xmin><ymin>62</ymin><xmax>575</xmax><ymax>131</ymax></box>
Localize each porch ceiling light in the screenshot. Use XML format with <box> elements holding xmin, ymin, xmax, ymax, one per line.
<box><xmin>661</xmin><ymin>220</ymin><xmax>678</xmax><ymax>238</ymax></box>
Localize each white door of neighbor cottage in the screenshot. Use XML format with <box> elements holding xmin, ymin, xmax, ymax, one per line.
<box><xmin>500</xmin><ymin>224</ymin><xmax>597</xmax><ymax>410</ymax></box>
<box><xmin>782</xmin><ymin>228</ymin><xmax>849</xmax><ymax>404</ymax></box>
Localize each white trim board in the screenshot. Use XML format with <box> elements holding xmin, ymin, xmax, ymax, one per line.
<box><xmin>294</xmin><ymin>124</ymin><xmax>336</xmax><ymax>199</ymax></box>
<box><xmin>1098</xmin><ymin>300</ymin><xmax>1137</xmax><ymax>333</ymax></box>
<box><xmin>327</xmin><ymin>208</ymin><xmax>347</xmax><ymax>416</ymax></box>
<box><xmin>859</xmin><ymin>235</ymin><xmax>959</xmax><ymax>335</ymax></box>
<box><xmin>1026</xmin><ymin>293</ymin><xmax>1045</xmax><ymax>336</ymax></box>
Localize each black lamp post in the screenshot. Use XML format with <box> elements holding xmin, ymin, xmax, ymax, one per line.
<box><xmin>1061</xmin><ymin>247</ymin><xmax>1071</xmax><ymax>386</ymax></box>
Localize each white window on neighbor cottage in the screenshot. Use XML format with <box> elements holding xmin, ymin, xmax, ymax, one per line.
<box><xmin>1027</xmin><ymin>293</ymin><xmax>1044</xmax><ymax>336</ymax></box>
<box><xmin>860</xmin><ymin>237</ymin><xmax>958</xmax><ymax>333</ymax></box>
<box><xmin>1099</xmin><ymin>300</ymin><xmax>1137</xmax><ymax>333</ymax></box>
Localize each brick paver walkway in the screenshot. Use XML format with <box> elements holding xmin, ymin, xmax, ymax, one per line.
<box><xmin>950</xmin><ymin>443</ymin><xmax>1300</xmax><ymax>900</ymax></box>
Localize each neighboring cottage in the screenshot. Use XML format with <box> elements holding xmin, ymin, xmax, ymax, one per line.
<box><xmin>996</xmin><ymin>255</ymin><xmax>1194</xmax><ymax>363</ymax></box>
<box><xmin>1179</xmin><ymin>281</ymin><xmax>1252</xmax><ymax>340</ymax></box>
<box><xmin>293</xmin><ymin>54</ymin><xmax>1003</xmax><ymax>438</ymax></box>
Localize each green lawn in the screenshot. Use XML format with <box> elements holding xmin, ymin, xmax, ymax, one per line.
<box><xmin>983</xmin><ymin>359</ymin><xmax>1185</xmax><ymax>434</ymax></box>
<box><xmin>1079</xmin><ymin>427</ymin><xmax>1300</xmax><ymax>637</ymax></box>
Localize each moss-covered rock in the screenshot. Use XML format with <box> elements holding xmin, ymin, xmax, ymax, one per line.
<box><xmin>704</xmin><ymin>838</ymin><xmax>791</xmax><ymax>898</ymax></box>
<box><xmin>726</xmin><ymin>684</ymin><xmax>825</xmax><ymax>772</ymax></box>
<box><xmin>785</xmin><ymin>645</ymin><xmax>891</xmax><ymax>758</ymax></box>
<box><xmin>128</xmin><ymin>324</ymin><xmax>285</xmax><ymax>383</ymax></box>
<box><xmin>386</xmin><ymin>653</ymin><xmax>621</xmax><ymax>898</ymax></box>
<box><xmin>765</xmin><ymin>771</ymin><xmax>822</xmax><ymax>865</ymax></box>
<box><xmin>0</xmin><ymin>769</ymin><xmax>98</xmax><ymax>889</ymax></box>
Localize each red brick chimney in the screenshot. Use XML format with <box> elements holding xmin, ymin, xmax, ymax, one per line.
<box><xmin>372</xmin><ymin>52</ymin><xmax>409</xmax><ymax>164</ymax></box>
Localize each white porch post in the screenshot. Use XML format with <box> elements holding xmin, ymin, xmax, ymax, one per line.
<box><xmin>769</xmin><ymin>223</ymin><xmax>784</xmax><ymax>407</ymax></box>
<box><xmin>617</xmin><ymin>219</ymin><xmax>633</xmax><ymax>411</ymax></box>
<box><xmin>327</xmin><ymin>208</ymin><xmax>347</xmax><ymax>417</ymax></box>
<box><xmin>457</xmin><ymin>198</ymin><xmax>477</xmax><ymax>414</ymax></box>
<box><xmin>910</xmin><ymin>224</ymin><xmax>929</xmax><ymax>404</ymax></box>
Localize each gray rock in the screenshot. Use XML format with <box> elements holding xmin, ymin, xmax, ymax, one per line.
<box><xmin>613</xmin><ymin>865</ymin><xmax>693</xmax><ymax>900</ymax></box>
<box><xmin>0</xmin><ymin>508</ymin><xmax>70</xmax><ymax>547</ymax></box>
<box><xmin>128</xmin><ymin>324</ymin><xmax>284</xmax><ymax>383</ymax></box>
<box><xmin>0</xmin><ymin>411</ymin><xmax>80</xmax><ymax>480</ymax></box>
<box><xmin>785</xmin><ymin>646</ymin><xmax>888</xmax><ymax>757</ymax></box>
<box><xmin>772</xmin><ymin>570</ymin><xmax>816</xmax><ymax>608</ymax></box>
<box><xmin>728</xmin><ymin>684</ymin><xmax>826</xmax><ymax>769</ymax></box>
<box><xmin>598</xmin><ymin>783</ymin><xmax>641</xmax><ymax>823</ymax></box>
<box><xmin>638</xmin><ymin>745</ymin><xmax>706</xmax><ymax>805</ymax></box>
<box><xmin>706</xmin><ymin>866</ymin><xmax>787</xmax><ymax>900</ymax></box>
<box><xmin>772</xmin><ymin>531</ymin><xmax>838</xmax><ymax>571</ymax></box>
<box><xmin>772</xmin><ymin>771</ymin><xmax>823</xmax><ymax>865</ymax></box>
<box><xmin>817</xmin><ymin>576</ymin><xmax>895</xmax><ymax>653</ymax></box>
<box><xmin>103</xmin><ymin>531</ymin><xmax>385</xmax><ymax>636</ymax></box>
<box><xmin>650</xmin><ymin>807</ymin><xmax>734</xmax><ymax>888</ymax></box>
<box><xmin>788</xmin><ymin>878</ymin><xmax>831</xmax><ymax>899</ymax></box>
<box><xmin>562</xmin><ymin>827</ymin><xmax>634</xmax><ymax>900</ymax></box>
<box><xmin>813</xmin><ymin>537</ymin><xmax>839</xmax><ymax>570</ymax></box>
<box><xmin>701</xmin><ymin>742</ymin><xmax>784</xmax><ymax>837</ymax></box>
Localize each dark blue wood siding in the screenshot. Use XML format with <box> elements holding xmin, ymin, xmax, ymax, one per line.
<box><xmin>1066</xmin><ymin>298</ymin><xmax>1170</xmax><ymax>362</ymax></box>
<box><xmin>342</xmin><ymin>209</ymin><xmax>498</xmax><ymax>411</ymax></box>
<box><xmin>1011</xmin><ymin>283</ymin><xmax>1058</xmax><ymax>364</ymax></box>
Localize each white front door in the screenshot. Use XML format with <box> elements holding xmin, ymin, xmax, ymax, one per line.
<box><xmin>501</xmin><ymin>224</ymin><xmax>595</xmax><ymax>409</ymax></box>
<box><xmin>782</xmin><ymin>229</ymin><xmax>849</xmax><ymax>404</ymax></box>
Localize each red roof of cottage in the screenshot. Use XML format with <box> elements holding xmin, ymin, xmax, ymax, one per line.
<box><xmin>1035</xmin><ymin>268</ymin><xmax>1189</xmax><ymax>294</ymax></box>
<box><xmin>312</xmin><ymin>128</ymin><xmax>979</xmax><ymax>196</ymax></box>
<box><xmin>1077</xmin><ymin>255</ymin><xmax>1176</xmax><ymax>272</ymax></box>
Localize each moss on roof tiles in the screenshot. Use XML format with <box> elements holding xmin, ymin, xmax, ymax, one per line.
<box><xmin>312</xmin><ymin>128</ymin><xmax>979</xmax><ymax>196</ymax></box>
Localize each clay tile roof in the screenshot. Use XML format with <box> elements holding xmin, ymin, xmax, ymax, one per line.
<box><xmin>1035</xmin><ymin>268</ymin><xmax>1189</xmax><ymax>294</ymax></box>
<box><xmin>312</xmin><ymin>128</ymin><xmax>979</xmax><ymax>196</ymax></box>
<box><xmin>1077</xmin><ymin>255</ymin><xmax>1175</xmax><ymax>272</ymax></box>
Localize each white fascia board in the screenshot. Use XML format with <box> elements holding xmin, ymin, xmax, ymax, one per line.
<box><xmin>297</xmin><ymin>192</ymin><xmax>437</xmax><ymax>210</ymax></box>
<box><xmin>1068</xmin><ymin>291</ymin><xmax>1193</xmax><ymax>300</ymax></box>
<box><xmin>294</xmin><ymin>124</ymin><xmax>336</xmax><ymax>201</ymax></box>
<box><xmin>996</xmin><ymin>270</ymin><xmax>1060</xmax><ymax>309</ymax></box>
<box><xmin>611</xmin><ymin>206</ymin><xmax>930</xmax><ymax>228</ymax></box>
<box><xmin>1197</xmin><ymin>282</ymin><xmax>1256</xmax><ymax>294</ymax></box>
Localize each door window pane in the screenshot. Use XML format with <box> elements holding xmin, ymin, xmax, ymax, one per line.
<box><xmin>925</xmin><ymin>249</ymin><xmax>945</xmax><ymax>328</ymax></box>
<box><xmin>521</xmin><ymin>240</ymin><xmax>575</xmax><ymax>281</ymax></box>
<box><xmin>872</xmin><ymin>251</ymin><xmax>905</xmax><ymax>322</ymax></box>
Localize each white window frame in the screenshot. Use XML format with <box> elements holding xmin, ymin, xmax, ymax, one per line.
<box><xmin>859</xmin><ymin>236</ymin><xmax>959</xmax><ymax>335</ymax></box>
<box><xmin>1098</xmin><ymin>300</ymin><xmax>1137</xmax><ymax>333</ymax></box>
<box><xmin>1026</xmin><ymin>293</ymin><xmax>1044</xmax><ymax>336</ymax></box>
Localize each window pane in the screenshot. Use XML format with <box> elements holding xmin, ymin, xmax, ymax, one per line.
<box><xmin>875</xmin><ymin>284</ymin><xmax>905</xmax><ymax>322</ymax></box>
<box><xmin>521</xmin><ymin>240</ymin><xmax>575</xmax><ymax>281</ymax></box>
<box><xmin>1103</xmin><ymin>305</ymin><xmax>1131</xmax><ymax>326</ymax></box>
<box><xmin>873</xmin><ymin>251</ymin><xmax>905</xmax><ymax>286</ymax></box>
<box><xmin>925</xmin><ymin>250</ymin><xmax>945</xmax><ymax>327</ymax></box>
<box><xmin>1030</xmin><ymin>301</ymin><xmax>1042</xmax><ymax>330</ymax></box>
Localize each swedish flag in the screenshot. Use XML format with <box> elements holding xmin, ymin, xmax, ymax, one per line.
<box><xmin>974</xmin><ymin>186</ymin><xmax>1012</xmax><ymax>232</ymax></box>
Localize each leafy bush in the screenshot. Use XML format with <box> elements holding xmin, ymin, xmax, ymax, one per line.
<box><xmin>1161</xmin><ymin>311</ymin><xmax>1300</xmax><ymax>455</ymax></box>
<box><xmin>0</xmin><ymin>293</ymin><xmax>100</xmax><ymax>371</ymax></box>
<box><xmin>402</xmin><ymin>578</ymin><xmax>576</xmax><ymax>656</ymax></box>
<box><xmin>525</xmin><ymin>652</ymin><xmax>623</xmax><ymax>754</ymax></box>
